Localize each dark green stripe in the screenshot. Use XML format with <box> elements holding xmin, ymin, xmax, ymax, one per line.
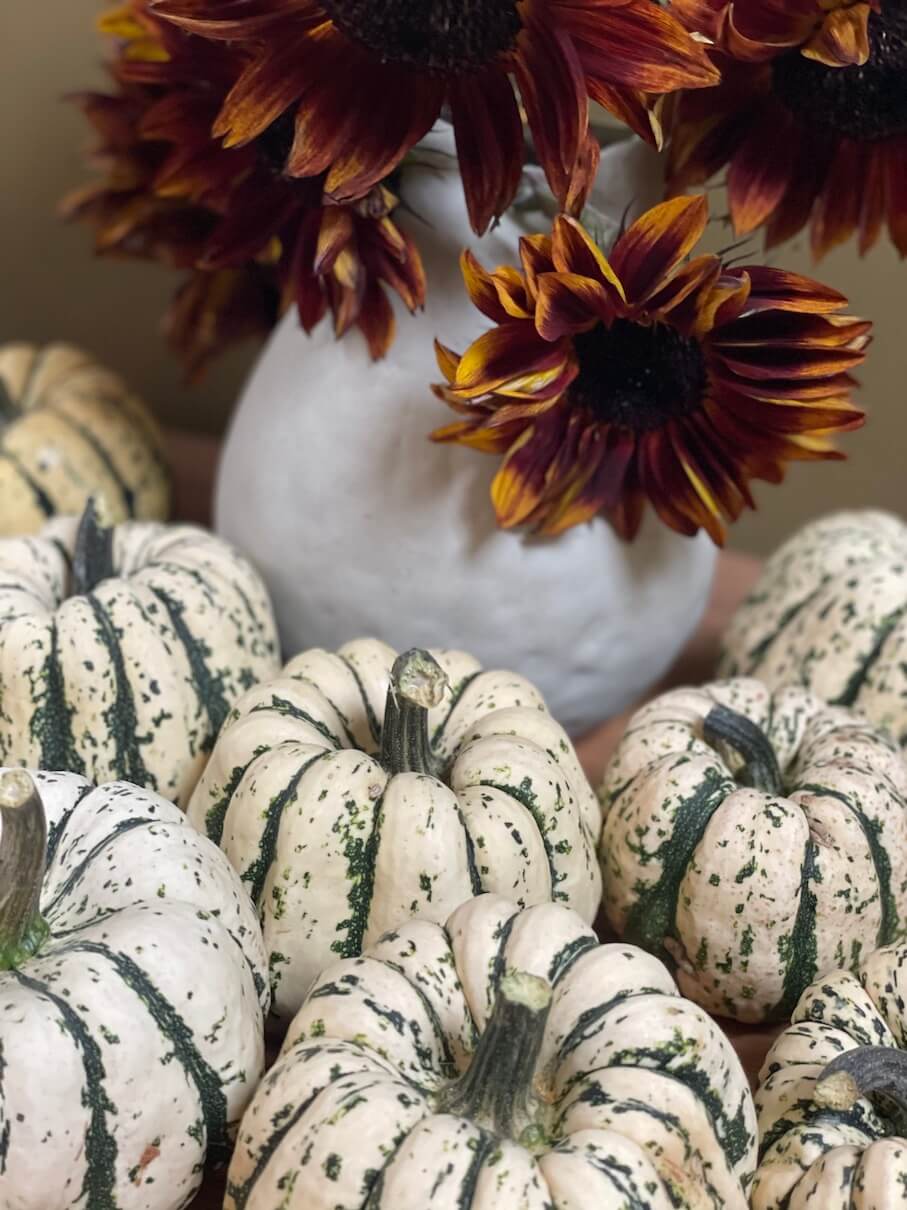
<box><xmin>249</xmin><ymin>696</ymin><xmax>343</xmax><ymax>750</ymax></box>
<box><xmin>0</xmin><ymin>450</ymin><xmax>54</xmax><ymax>517</ymax></box>
<box><xmin>548</xmin><ymin>934</ymin><xmax>599</xmax><ymax>985</ymax></box>
<box><xmin>453</xmin><ymin>1125</ymin><xmax>499</xmax><ymax>1210</ymax></box>
<box><xmin>87</xmin><ymin>595</ymin><xmax>153</xmax><ymax>788</ymax></box>
<box><xmin>333</xmin><ymin>784</ymin><xmax>385</xmax><ymax>962</ymax></box>
<box><xmin>45</xmin><ymin>780</ymin><xmax>98</xmax><ymax>866</ymax></box>
<box><xmin>556</xmin><ymin>988</ymin><xmax>669</xmax><ymax>1060</ymax></box>
<box><xmin>0</xmin><ymin>1038</ymin><xmax>8</xmax><ymax>1173</ymax></box>
<box><xmin>44</xmin><ymin>816</ymin><xmax>159</xmax><ymax>914</ymax></box>
<box><xmin>560</xmin><ymin>1141</ymin><xmax>665</xmax><ymax>1208</ymax></box>
<box><xmin>732</xmin><ymin>584</ymin><xmax>825</xmax><ymax>674</ymax></box>
<box><xmin>478</xmin><ymin>777</ymin><xmax>563</xmax><ymax>902</ymax></box>
<box><xmin>379</xmin><ymin>959</ymin><xmax>459</xmax><ymax>1080</ymax></box>
<box><xmin>770</xmin><ymin>839</ymin><xmax>819</xmax><ymax>1021</ymax></box>
<box><xmin>242</xmin><ymin>752</ymin><xmax>331</xmax><ymax>906</ymax></box>
<box><xmin>13</xmin><ymin>969</ymin><xmax>119</xmax><ymax>1207</ymax></box>
<box><xmin>759</xmin><ymin>1097</ymin><xmax>879</xmax><ymax>1159</ymax></box>
<box><xmin>32</xmin><ymin>623</ymin><xmax>85</xmax><ymax>777</ymax></box>
<box><xmin>0</xmin><ymin>375</ymin><xmax>19</xmax><ymax>423</ymax></box>
<box><xmin>830</xmin><ymin>605</ymin><xmax>907</xmax><ymax>709</ymax></box>
<box><xmin>455</xmin><ymin>802</ymin><xmax>483</xmax><ymax>898</ymax></box>
<box><xmin>47</xmin><ymin>406</ymin><xmax>136</xmax><ymax>516</ymax></box>
<box><xmin>798</xmin><ymin>781</ymin><xmax>898</xmax><ymax>945</ymax></box>
<box><xmin>64</xmin><ymin>938</ymin><xmax>232</xmax><ymax>1157</ymax></box>
<box><xmin>622</xmin><ymin>765</ymin><xmax>733</xmax><ymax>959</ymax></box>
<box><xmin>226</xmin><ymin>1078</ymin><xmax>326</xmax><ymax>1209</ymax></box>
<box><xmin>148</xmin><ymin>585</ymin><xmax>232</xmax><ymax>751</ymax></box>
<box><xmin>489</xmin><ymin>909</ymin><xmax>518</xmax><ymax>1000</ymax></box>
<box><xmin>205</xmin><ymin>761</ymin><xmax>247</xmax><ymax>845</ymax></box>
<box><xmin>430</xmin><ymin>671</ymin><xmax>480</xmax><ymax>754</ymax></box>
<box><xmin>339</xmin><ymin>654</ymin><xmax>383</xmax><ymax>749</ymax></box>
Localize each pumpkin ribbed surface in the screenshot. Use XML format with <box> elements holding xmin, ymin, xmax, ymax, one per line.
<box><xmin>188</xmin><ymin>639</ymin><xmax>602</xmax><ymax>1017</ymax></box>
<box><xmin>720</xmin><ymin>510</ymin><xmax>907</xmax><ymax>747</ymax></box>
<box><xmin>753</xmin><ymin>943</ymin><xmax>907</xmax><ymax>1208</ymax></box>
<box><xmin>227</xmin><ymin>894</ymin><xmax>757</xmax><ymax>1210</ymax></box>
<box><xmin>0</xmin><ymin>343</ymin><xmax>170</xmax><ymax>535</ymax></box>
<box><xmin>599</xmin><ymin>677</ymin><xmax>907</xmax><ymax>1022</ymax></box>
<box><xmin>0</xmin><ymin>769</ymin><xmax>268</xmax><ymax>1210</ymax></box>
<box><xmin>0</xmin><ymin>514</ymin><xmax>279</xmax><ymax>806</ymax></box>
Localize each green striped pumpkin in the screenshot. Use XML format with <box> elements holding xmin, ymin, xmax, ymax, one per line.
<box><xmin>0</xmin><ymin>767</ymin><xmax>269</xmax><ymax>1210</ymax></box>
<box><xmin>0</xmin><ymin>343</ymin><xmax>170</xmax><ymax>536</ymax></box>
<box><xmin>188</xmin><ymin>641</ymin><xmax>602</xmax><ymax>1018</ymax></box>
<box><xmin>0</xmin><ymin>500</ymin><xmax>279</xmax><ymax>806</ymax></box>
<box><xmin>227</xmin><ymin>893</ymin><xmax>757</xmax><ymax>1209</ymax></box>
<box><xmin>753</xmin><ymin>943</ymin><xmax>907</xmax><ymax>1208</ymax></box>
<box><xmin>599</xmin><ymin>677</ymin><xmax>907</xmax><ymax>1023</ymax></box>
<box><xmin>720</xmin><ymin>510</ymin><xmax>907</xmax><ymax>747</ymax></box>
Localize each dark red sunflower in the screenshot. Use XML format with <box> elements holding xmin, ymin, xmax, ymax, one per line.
<box><xmin>65</xmin><ymin>1</ymin><xmax>426</xmax><ymax>373</ymax></box>
<box><xmin>152</xmin><ymin>0</ymin><xmax>719</xmax><ymax>235</ymax></box>
<box><xmin>667</xmin><ymin>0</ymin><xmax>907</xmax><ymax>256</ymax></box>
<box><xmin>431</xmin><ymin>196</ymin><xmax>869</xmax><ymax>544</ymax></box>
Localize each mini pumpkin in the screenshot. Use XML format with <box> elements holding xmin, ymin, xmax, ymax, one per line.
<box><xmin>188</xmin><ymin>640</ymin><xmax>602</xmax><ymax>1017</ymax></box>
<box><xmin>599</xmin><ymin>677</ymin><xmax>907</xmax><ymax>1023</ymax></box>
<box><xmin>0</xmin><ymin>342</ymin><xmax>170</xmax><ymax>535</ymax></box>
<box><xmin>752</xmin><ymin>942</ymin><xmax>907</xmax><ymax>1208</ymax></box>
<box><xmin>0</xmin><ymin>499</ymin><xmax>279</xmax><ymax>806</ymax></box>
<box><xmin>721</xmin><ymin>510</ymin><xmax>907</xmax><ymax>747</ymax></box>
<box><xmin>0</xmin><ymin>767</ymin><xmax>269</xmax><ymax>1210</ymax></box>
<box><xmin>227</xmin><ymin>893</ymin><xmax>757</xmax><ymax>1209</ymax></box>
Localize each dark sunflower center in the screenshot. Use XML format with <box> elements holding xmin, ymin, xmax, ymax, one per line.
<box><xmin>771</xmin><ymin>1</ymin><xmax>907</xmax><ymax>141</ymax></box>
<box><xmin>321</xmin><ymin>0</ymin><xmax>523</xmax><ymax>74</ymax></box>
<box><xmin>570</xmin><ymin>319</ymin><xmax>708</xmax><ymax>432</ymax></box>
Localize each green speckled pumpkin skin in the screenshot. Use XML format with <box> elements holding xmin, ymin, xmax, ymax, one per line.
<box><xmin>0</xmin><ymin>515</ymin><xmax>279</xmax><ymax>806</ymax></box>
<box><xmin>599</xmin><ymin>677</ymin><xmax>907</xmax><ymax>1023</ymax></box>
<box><xmin>188</xmin><ymin>639</ymin><xmax>602</xmax><ymax>1018</ymax></box>
<box><xmin>720</xmin><ymin>510</ymin><xmax>907</xmax><ymax>747</ymax></box>
<box><xmin>0</xmin><ymin>769</ymin><xmax>269</xmax><ymax>1210</ymax></box>
<box><xmin>0</xmin><ymin>343</ymin><xmax>170</xmax><ymax>535</ymax></box>
<box><xmin>227</xmin><ymin>894</ymin><xmax>757</xmax><ymax>1210</ymax></box>
<box><xmin>753</xmin><ymin>944</ymin><xmax>907</xmax><ymax>1208</ymax></box>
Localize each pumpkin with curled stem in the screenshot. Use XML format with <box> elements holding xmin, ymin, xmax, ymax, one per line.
<box><xmin>0</xmin><ymin>342</ymin><xmax>170</xmax><ymax>535</ymax></box>
<box><xmin>226</xmin><ymin>893</ymin><xmax>757</xmax><ymax>1210</ymax></box>
<box><xmin>187</xmin><ymin>639</ymin><xmax>602</xmax><ymax>1018</ymax></box>
<box><xmin>599</xmin><ymin>676</ymin><xmax>907</xmax><ymax>1022</ymax></box>
<box><xmin>0</xmin><ymin>768</ymin><xmax>269</xmax><ymax>1210</ymax></box>
<box><xmin>0</xmin><ymin>498</ymin><xmax>279</xmax><ymax>806</ymax></box>
<box><xmin>720</xmin><ymin>510</ymin><xmax>907</xmax><ymax>747</ymax></box>
<box><xmin>752</xmin><ymin>942</ymin><xmax>907</xmax><ymax>1208</ymax></box>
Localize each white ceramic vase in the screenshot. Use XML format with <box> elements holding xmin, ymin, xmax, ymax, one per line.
<box><xmin>216</xmin><ymin>127</ymin><xmax>717</xmax><ymax>735</ymax></box>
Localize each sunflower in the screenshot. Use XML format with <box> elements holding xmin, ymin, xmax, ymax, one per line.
<box><xmin>65</xmin><ymin>2</ymin><xmax>426</xmax><ymax>372</ymax></box>
<box><xmin>667</xmin><ymin>0</ymin><xmax>907</xmax><ymax>256</ymax></box>
<box><xmin>431</xmin><ymin>196</ymin><xmax>869</xmax><ymax>544</ymax></box>
<box><xmin>152</xmin><ymin>0</ymin><xmax>719</xmax><ymax>235</ymax></box>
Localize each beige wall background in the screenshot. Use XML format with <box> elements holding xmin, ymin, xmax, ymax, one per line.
<box><xmin>2</xmin><ymin>2</ymin><xmax>904</xmax><ymax>554</ymax></box>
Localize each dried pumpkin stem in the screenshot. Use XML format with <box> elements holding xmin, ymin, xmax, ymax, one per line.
<box><xmin>816</xmin><ymin>1046</ymin><xmax>907</xmax><ymax>1133</ymax></box>
<box><xmin>72</xmin><ymin>497</ymin><xmax>115</xmax><ymax>596</ymax></box>
<box><xmin>703</xmin><ymin>703</ymin><xmax>784</xmax><ymax>796</ymax></box>
<box><xmin>438</xmin><ymin>969</ymin><xmax>553</xmax><ymax>1145</ymax></box>
<box><xmin>380</xmin><ymin>649</ymin><xmax>448</xmax><ymax>778</ymax></box>
<box><xmin>0</xmin><ymin>770</ymin><xmax>49</xmax><ymax>970</ymax></box>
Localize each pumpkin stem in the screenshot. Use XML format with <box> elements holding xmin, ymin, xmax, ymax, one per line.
<box><xmin>816</xmin><ymin>1046</ymin><xmax>907</xmax><ymax>1135</ymax></box>
<box><xmin>380</xmin><ymin>649</ymin><xmax>448</xmax><ymax>777</ymax></box>
<box><xmin>702</xmin><ymin>703</ymin><xmax>784</xmax><ymax>796</ymax></box>
<box><xmin>0</xmin><ymin>770</ymin><xmax>49</xmax><ymax>970</ymax></box>
<box><xmin>437</xmin><ymin>969</ymin><xmax>552</xmax><ymax>1145</ymax></box>
<box><xmin>72</xmin><ymin>497</ymin><xmax>115</xmax><ymax>596</ymax></box>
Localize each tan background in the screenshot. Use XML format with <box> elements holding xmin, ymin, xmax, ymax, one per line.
<box><xmin>2</xmin><ymin>2</ymin><xmax>904</xmax><ymax>554</ymax></box>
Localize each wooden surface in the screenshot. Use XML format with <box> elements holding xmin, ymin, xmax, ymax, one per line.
<box><xmin>163</xmin><ymin>429</ymin><xmax>773</xmax><ymax>1209</ymax></box>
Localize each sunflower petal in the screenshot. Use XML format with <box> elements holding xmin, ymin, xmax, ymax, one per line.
<box><xmin>552</xmin><ymin>216</ymin><xmax>626</xmax><ymax>301</ymax></box>
<box><xmin>453</xmin><ymin>323</ymin><xmax>568</xmax><ymax>398</ymax></box>
<box><xmin>535</xmin><ymin>273</ymin><xmax>613</xmax><ymax>341</ymax></box>
<box><xmin>450</xmin><ymin>67</ymin><xmax>524</xmax><ymax>236</ymax></box>
<box><xmin>802</xmin><ymin>3</ymin><xmax>872</xmax><ymax>67</ymax></box>
<box><xmin>610</xmin><ymin>195</ymin><xmax>709</xmax><ymax>305</ymax></box>
<box><xmin>460</xmin><ymin>250</ymin><xmax>511</xmax><ymax>324</ymax></box>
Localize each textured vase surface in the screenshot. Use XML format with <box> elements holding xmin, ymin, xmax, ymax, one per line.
<box><xmin>217</xmin><ymin>128</ymin><xmax>717</xmax><ymax>734</ymax></box>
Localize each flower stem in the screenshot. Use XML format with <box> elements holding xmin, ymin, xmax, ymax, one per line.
<box><xmin>72</xmin><ymin>497</ymin><xmax>115</xmax><ymax>596</ymax></box>
<box><xmin>703</xmin><ymin>703</ymin><xmax>784</xmax><ymax>796</ymax></box>
<box><xmin>0</xmin><ymin>770</ymin><xmax>49</xmax><ymax>970</ymax></box>
<box><xmin>438</xmin><ymin>971</ymin><xmax>553</xmax><ymax>1143</ymax></box>
<box><xmin>816</xmin><ymin>1046</ymin><xmax>907</xmax><ymax>1137</ymax></box>
<box><xmin>380</xmin><ymin>649</ymin><xmax>448</xmax><ymax>777</ymax></box>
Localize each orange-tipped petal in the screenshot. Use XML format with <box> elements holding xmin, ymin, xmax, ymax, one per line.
<box><xmin>610</xmin><ymin>195</ymin><xmax>709</xmax><ymax>304</ymax></box>
<box><xmin>535</xmin><ymin>273</ymin><xmax>614</xmax><ymax>341</ymax></box>
<box><xmin>802</xmin><ymin>3</ymin><xmax>872</xmax><ymax>66</ymax></box>
<box><xmin>552</xmin><ymin>216</ymin><xmax>626</xmax><ymax>301</ymax></box>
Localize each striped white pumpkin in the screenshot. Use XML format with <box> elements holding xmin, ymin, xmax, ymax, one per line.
<box><xmin>227</xmin><ymin>894</ymin><xmax>757</xmax><ymax>1210</ymax></box>
<box><xmin>0</xmin><ymin>768</ymin><xmax>269</xmax><ymax>1210</ymax></box>
<box><xmin>0</xmin><ymin>343</ymin><xmax>170</xmax><ymax>536</ymax></box>
<box><xmin>599</xmin><ymin>677</ymin><xmax>907</xmax><ymax>1023</ymax></box>
<box><xmin>752</xmin><ymin>943</ymin><xmax>907</xmax><ymax>1208</ymax></box>
<box><xmin>0</xmin><ymin>502</ymin><xmax>279</xmax><ymax>807</ymax></box>
<box><xmin>188</xmin><ymin>640</ymin><xmax>602</xmax><ymax>1017</ymax></box>
<box><xmin>721</xmin><ymin>510</ymin><xmax>907</xmax><ymax>747</ymax></box>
